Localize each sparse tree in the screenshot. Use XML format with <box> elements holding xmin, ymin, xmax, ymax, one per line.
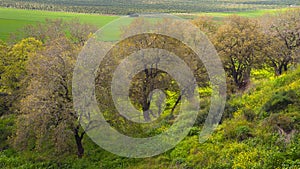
<box><xmin>0</xmin><ymin>38</ymin><xmax>42</xmax><ymax>115</ymax></box>
<box><xmin>1</xmin><ymin>38</ymin><xmax>42</xmax><ymax>93</ymax></box>
<box><xmin>95</xmin><ymin>18</ymin><xmax>209</xmax><ymax>123</ymax></box>
<box><xmin>0</xmin><ymin>40</ymin><xmax>9</xmax><ymax>116</ymax></box>
<box><xmin>213</xmin><ymin>16</ymin><xmax>265</xmax><ymax>90</ymax></box>
<box><xmin>261</xmin><ymin>9</ymin><xmax>300</xmax><ymax>75</ymax></box>
<box><xmin>12</xmin><ymin>20</ymin><xmax>96</xmax><ymax>158</ymax></box>
<box><xmin>192</xmin><ymin>16</ymin><xmax>218</xmax><ymax>38</ymax></box>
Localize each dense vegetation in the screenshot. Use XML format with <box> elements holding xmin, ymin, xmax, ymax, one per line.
<box><xmin>0</xmin><ymin>7</ymin><xmax>299</xmax><ymax>169</ymax></box>
<box><xmin>1</xmin><ymin>67</ymin><xmax>300</xmax><ymax>168</ymax></box>
<box><xmin>0</xmin><ymin>0</ymin><xmax>299</xmax><ymax>14</ymax></box>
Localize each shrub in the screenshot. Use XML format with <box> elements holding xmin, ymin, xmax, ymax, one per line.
<box><xmin>263</xmin><ymin>90</ymin><xmax>298</xmax><ymax>113</ymax></box>
<box><xmin>0</xmin><ymin>94</ymin><xmax>9</xmax><ymax>116</ymax></box>
<box><xmin>0</xmin><ymin>115</ymin><xmax>15</xmax><ymax>150</ymax></box>
<box><xmin>223</xmin><ymin>118</ymin><xmax>253</xmax><ymax>141</ymax></box>
<box><xmin>221</xmin><ymin>102</ymin><xmax>239</xmax><ymax>122</ymax></box>
<box><xmin>265</xmin><ymin>113</ymin><xmax>300</xmax><ymax>133</ymax></box>
<box><xmin>243</xmin><ymin>109</ymin><xmax>256</xmax><ymax>122</ymax></box>
<box><xmin>235</xmin><ymin>125</ymin><xmax>253</xmax><ymax>141</ymax></box>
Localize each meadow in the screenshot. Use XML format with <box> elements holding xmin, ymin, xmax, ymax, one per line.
<box><xmin>176</xmin><ymin>8</ymin><xmax>288</xmax><ymax>19</ymax></box>
<box><xmin>0</xmin><ymin>7</ymin><xmax>288</xmax><ymax>41</ymax></box>
<box><xmin>0</xmin><ymin>7</ymin><xmax>119</xmax><ymax>40</ymax></box>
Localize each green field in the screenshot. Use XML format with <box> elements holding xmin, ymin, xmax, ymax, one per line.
<box><xmin>0</xmin><ymin>7</ymin><xmax>119</xmax><ymax>40</ymax></box>
<box><xmin>197</xmin><ymin>8</ymin><xmax>288</xmax><ymax>20</ymax></box>
<box><xmin>0</xmin><ymin>7</ymin><xmax>290</xmax><ymax>41</ymax></box>
<box><xmin>176</xmin><ymin>8</ymin><xmax>288</xmax><ymax>19</ymax></box>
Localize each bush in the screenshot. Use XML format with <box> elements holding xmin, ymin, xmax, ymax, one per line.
<box><xmin>223</xmin><ymin>117</ymin><xmax>253</xmax><ymax>142</ymax></box>
<box><xmin>263</xmin><ymin>90</ymin><xmax>299</xmax><ymax>113</ymax></box>
<box><xmin>266</xmin><ymin>113</ymin><xmax>300</xmax><ymax>133</ymax></box>
<box><xmin>221</xmin><ymin>102</ymin><xmax>239</xmax><ymax>123</ymax></box>
<box><xmin>243</xmin><ymin>109</ymin><xmax>256</xmax><ymax>122</ymax></box>
<box><xmin>0</xmin><ymin>115</ymin><xmax>15</xmax><ymax>150</ymax></box>
<box><xmin>235</xmin><ymin>125</ymin><xmax>253</xmax><ymax>141</ymax></box>
<box><xmin>0</xmin><ymin>94</ymin><xmax>9</xmax><ymax>116</ymax></box>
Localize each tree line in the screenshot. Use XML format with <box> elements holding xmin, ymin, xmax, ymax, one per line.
<box><xmin>193</xmin><ymin>9</ymin><xmax>300</xmax><ymax>91</ymax></box>
<box><xmin>1</xmin><ymin>0</ymin><xmax>299</xmax><ymax>15</ymax></box>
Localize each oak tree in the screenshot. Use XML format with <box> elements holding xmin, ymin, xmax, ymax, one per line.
<box><xmin>213</xmin><ymin>16</ymin><xmax>265</xmax><ymax>91</ymax></box>
<box><xmin>261</xmin><ymin>9</ymin><xmax>300</xmax><ymax>75</ymax></box>
<box><xmin>13</xmin><ymin>20</ymin><xmax>96</xmax><ymax>158</ymax></box>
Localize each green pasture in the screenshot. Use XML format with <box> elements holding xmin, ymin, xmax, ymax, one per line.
<box><xmin>0</xmin><ymin>7</ymin><xmax>119</xmax><ymax>41</ymax></box>
<box><xmin>0</xmin><ymin>7</ymin><xmax>291</xmax><ymax>41</ymax></box>
<box><xmin>199</xmin><ymin>8</ymin><xmax>288</xmax><ymax>17</ymax></box>
<box><xmin>176</xmin><ymin>8</ymin><xmax>289</xmax><ymax>20</ymax></box>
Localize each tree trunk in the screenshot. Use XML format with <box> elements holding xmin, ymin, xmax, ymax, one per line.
<box><xmin>171</xmin><ymin>95</ymin><xmax>182</xmax><ymax>116</ymax></box>
<box><xmin>232</xmin><ymin>70</ymin><xmax>239</xmax><ymax>88</ymax></box>
<box><xmin>283</xmin><ymin>64</ymin><xmax>288</xmax><ymax>72</ymax></box>
<box><xmin>142</xmin><ymin>66</ymin><xmax>152</xmax><ymax>122</ymax></box>
<box><xmin>142</xmin><ymin>81</ymin><xmax>151</xmax><ymax>121</ymax></box>
<box><xmin>74</xmin><ymin>126</ymin><xmax>85</xmax><ymax>158</ymax></box>
<box><xmin>142</xmin><ymin>103</ymin><xmax>151</xmax><ymax>122</ymax></box>
<box><xmin>274</xmin><ymin>67</ymin><xmax>281</xmax><ymax>76</ymax></box>
<box><xmin>275</xmin><ymin>64</ymin><xmax>284</xmax><ymax>76</ymax></box>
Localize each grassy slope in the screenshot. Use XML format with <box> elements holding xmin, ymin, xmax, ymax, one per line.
<box><xmin>0</xmin><ymin>7</ymin><xmax>290</xmax><ymax>41</ymax></box>
<box><xmin>176</xmin><ymin>8</ymin><xmax>288</xmax><ymax>19</ymax></box>
<box><xmin>0</xmin><ymin>7</ymin><xmax>119</xmax><ymax>40</ymax></box>
<box><xmin>130</xmin><ymin>68</ymin><xmax>300</xmax><ymax>169</ymax></box>
<box><xmin>197</xmin><ymin>8</ymin><xmax>288</xmax><ymax>17</ymax></box>
<box><xmin>1</xmin><ymin>67</ymin><xmax>299</xmax><ymax>168</ymax></box>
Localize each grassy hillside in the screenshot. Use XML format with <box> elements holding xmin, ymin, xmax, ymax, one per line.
<box><xmin>0</xmin><ymin>7</ymin><xmax>119</xmax><ymax>40</ymax></box>
<box><xmin>1</xmin><ymin>66</ymin><xmax>299</xmax><ymax>168</ymax></box>
<box><xmin>176</xmin><ymin>8</ymin><xmax>288</xmax><ymax>19</ymax></box>
<box><xmin>0</xmin><ymin>7</ymin><xmax>289</xmax><ymax>41</ymax></box>
<box><xmin>131</xmin><ymin>67</ymin><xmax>300</xmax><ymax>168</ymax></box>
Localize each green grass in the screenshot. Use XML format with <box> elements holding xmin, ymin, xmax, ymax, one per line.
<box><xmin>176</xmin><ymin>8</ymin><xmax>289</xmax><ymax>20</ymax></box>
<box><xmin>198</xmin><ymin>8</ymin><xmax>288</xmax><ymax>17</ymax></box>
<box><xmin>98</xmin><ymin>17</ymin><xmax>134</xmax><ymax>41</ymax></box>
<box><xmin>0</xmin><ymin>7</ymin><xmax>119</xmax><ymax>40</ymax></box>
<box><xmin>98</xmin><ymin>16</ymin><xmax>166</xmax><ymax>41</ymax></box>
<box><xmin>0</xmin><ymin>7</ymin><xmax>291</xmax><ymax>41</ymax></box>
